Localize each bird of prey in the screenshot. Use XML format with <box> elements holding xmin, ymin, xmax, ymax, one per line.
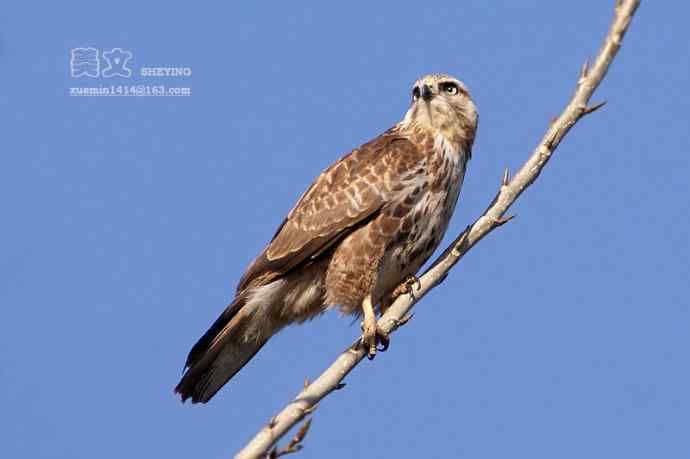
<box><xmin>175</xmin><ymin>73</ymin><xmax>478</xmax><ymax>403</ymax></box>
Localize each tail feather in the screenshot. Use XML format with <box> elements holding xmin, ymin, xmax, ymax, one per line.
<box><xmin>176</xmin><ymin>275</ymin><xmax>317</xmax><ymax>403</ymax></box>
<box><xmin>175</xmin><ymin>336</ymin><xmax>268</xmax><ymax>403</ymax></box>
<box><xmin>175</xmin><ymin>295</ymin><xmax>268</xmax><ymax>403</ymax></box>
<box><xmin>184</xmin><ymin>296</ymin><xmax>246</xmax><ymax>368</ymax></box>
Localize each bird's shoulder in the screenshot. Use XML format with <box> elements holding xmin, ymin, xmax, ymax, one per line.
<box><xmin>291</xmin><ymin>128</ymin><xmax>430</xmax><ymax>215</ymax></box>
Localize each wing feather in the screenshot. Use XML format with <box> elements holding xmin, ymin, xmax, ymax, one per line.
<box><xmin>237</xmin><ymin>132</ymin><xmax>425</xmax><ymax>292</ymax></box>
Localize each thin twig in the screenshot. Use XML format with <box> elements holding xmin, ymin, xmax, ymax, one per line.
<box><xmin>234</xmin><ymin>1</ymin><xmax>641</xmax><ymax>457</ymax></box>
<box><xmin>266</xmin><ymin>419</ymin><xmax>312</xmax><ymax>458</ymax></box>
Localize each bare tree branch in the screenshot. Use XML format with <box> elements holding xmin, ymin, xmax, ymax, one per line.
<box><xmin>235</xmin><ymin>1</ymin><xmax>641</xmax><ymax>457</ymax></box>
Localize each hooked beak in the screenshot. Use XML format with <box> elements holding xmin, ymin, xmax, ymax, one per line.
<box><xmin>421</xmin><ymin>84</ymin><xmax>433</xmax><ymax>101</ymax></box>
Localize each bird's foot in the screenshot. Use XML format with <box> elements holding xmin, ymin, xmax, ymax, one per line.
<box><xmin>360</xmin><ymin>316</ymin><xmax>389</xmax><ymax>360</ymax></box>
<box><xmin>392</xmin><ymin>274</ymin><xmax>421</xmax><ymax>300</ymax></box>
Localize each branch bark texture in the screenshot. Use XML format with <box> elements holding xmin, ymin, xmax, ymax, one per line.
<box><xmin>235</xmin><ymin>1</ymin><xmax>641</xmax><ymax>457</ymax></box>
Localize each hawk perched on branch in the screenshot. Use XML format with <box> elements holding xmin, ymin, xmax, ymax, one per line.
<box><xmin>176</xmin><ymin>74</ymin><xmax>478</xmax><ymax>403</ymax></box>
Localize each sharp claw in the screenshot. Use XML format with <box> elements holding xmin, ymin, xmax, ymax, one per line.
<box><xmin>400</xmin><ymin>275</ymin><xmax>421</xmax><ymax>300</ymax></box>
<box><xmin>374</xmin><ymin>327</ymin><xmax>390</xmax><ymax>353</ymax></box>
<box><xmin>378</xmin><ymin>327</ymin><xmax>390</xmax><ymax>351</ymax></box>
<box><xmin>377</xmin><ymin>336</ymin><xmax>389</xmax><ymax>352</ymax></box>
<box><xmin>407</xmin><ymin>275</ymin><xmax>421</xmax><ymax>293</ymax></box>
<box><xmin>361</xmin><ymin>325</ymin><xmax>389</xmax><ymax>358</ymax></box>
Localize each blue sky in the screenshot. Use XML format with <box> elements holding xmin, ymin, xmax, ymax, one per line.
<box><xmin>1</xmin><ymin>1</ymin><xmax>689</xmax><ymax>458</ymax></box>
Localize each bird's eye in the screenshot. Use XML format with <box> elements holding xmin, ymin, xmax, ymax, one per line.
<box><xmin>412</xmin><ymin>87</ymin><xmax>420</xmax><ymax>101</ymax></box>
<box><xmin>442</xmin><ymin>83</ymin><xmax>459</xmax><ymax>95</ymax></box>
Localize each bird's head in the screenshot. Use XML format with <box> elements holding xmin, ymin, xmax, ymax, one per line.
<box><xmin>401</xmin><ymin>73</ymin><xmax>478</xmax><ymax>150</ymax></box>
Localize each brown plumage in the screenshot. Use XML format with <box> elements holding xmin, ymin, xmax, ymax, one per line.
<box><xmin>175</xmin><ymin>74</ymin><xmax>478</xmax><ymax>403</ymax></box>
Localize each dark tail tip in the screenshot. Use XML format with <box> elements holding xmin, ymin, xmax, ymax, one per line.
<box><xmin>174</xmin><ymin>378</ymin><xmax>202</xmax><ymax>404</ymax></box>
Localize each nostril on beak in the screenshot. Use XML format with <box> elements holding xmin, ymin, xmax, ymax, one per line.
<box><xmin>421</xmin><ymin>84</ymin><xmax>433</xmax><ymax>101</ymax></box>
